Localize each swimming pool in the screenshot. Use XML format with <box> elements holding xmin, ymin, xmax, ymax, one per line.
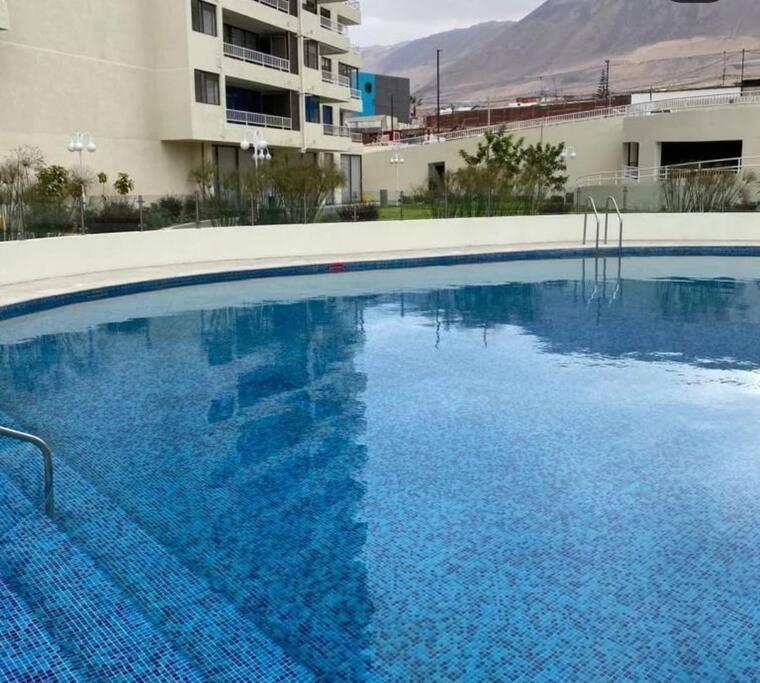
<box><xmin>1</xmin><ymin>256</ymin><xmax>759</xmax><ymax>681</ymax></box>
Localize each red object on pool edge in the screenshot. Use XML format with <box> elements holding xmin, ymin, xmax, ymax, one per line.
<box><xmin>328</xmin><ymin>263</ymin><xmax>346</xmax><ymax>273</ymax></box>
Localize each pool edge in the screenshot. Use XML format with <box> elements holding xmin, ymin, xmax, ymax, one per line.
<box><xmin>3</xmin><ymin>244</ymin><xmax>760</xmax><ymax>322</ymax></box>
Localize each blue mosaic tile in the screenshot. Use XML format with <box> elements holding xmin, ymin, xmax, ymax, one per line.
<box><xmin>1</xmin><ymin>257</ymin><xmax>760</xmax><ymax>680</ymax></box>
<box><xmin>0</xmin><ymin>571</ymin><xmax>80</xmax><ymax>682</ymax></box>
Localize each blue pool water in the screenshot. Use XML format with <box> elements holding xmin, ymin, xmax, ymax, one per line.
<box><xmin>1</xmin><ymin>256</ymin><xmax>759</xmax><ymax>681</ymax></box>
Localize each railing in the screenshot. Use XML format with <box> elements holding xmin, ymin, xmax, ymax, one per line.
<box><xmin>351</xmin><ymin>87</ymin><xmax>361</xmax><ymax>100</ymax></box>
<box><xmin>0</xmin><ymin>426</ymin><xmax>54</xmax><ymax>517</ymax></box>
<box><xmin>605</xmin><ymin>196</ymin><xmax>624</xmax><ymax>253</ymax></box>
<box><xmin>369</xmin><ymin>88</ymin><xmax>760</xmax><ymax>149</ymax></box>
<box><xmin>254</xmin><ymin>0</ymin><xmax>290</xmax><ymax>13</ymax></box>
<box><xmin>320</xmin><ymin>15</ymin><xmax>347</xmax><ymax>34</ymax></box>
<box><xmin>323</xmin><ymin>124</ymin><xmax>351</xmax><ymax>138</ymax></box>
<box><xmin>321</xmin><ymin>70</ymin><xmax>351</xmax><ymax>88</ymax></box>
<box><xmin>223</xmin><ymin>43</ymin><xmax>291</xmax><ymax>73</ymax></box>
<box><xmin>583</xmin><ymin>197</ymin><xmax>601</xmax><ymax>249</ymax></box>
<box><xmin>227</xmin><ymin>109</ymin><xmax>292</xmax><ymax>130</ymax></box>
<box><xmin>578</xmin><ymin>154</ymin><xmax>760</xmax><ymax>187</ymax></box>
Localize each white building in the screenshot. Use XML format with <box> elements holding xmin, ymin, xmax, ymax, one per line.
<box><xmin>0</xmin><ymin>0</ymin><xmax>364</xmax><ymax>197</ymax></box>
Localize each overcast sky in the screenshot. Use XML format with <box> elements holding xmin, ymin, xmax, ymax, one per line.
<box><xmin>353</xmin><ymin>0</ymin><xmax>545</xmax><ymax>46</ymax></box>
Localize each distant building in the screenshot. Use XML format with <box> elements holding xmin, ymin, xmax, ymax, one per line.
<box><xmin>355</xmin><ymin>73</ymin><xmax>411</xmax><ymax>124</ymax></box>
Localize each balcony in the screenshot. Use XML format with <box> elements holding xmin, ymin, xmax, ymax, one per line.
<box><xmin>321</xmin><ymin>71</ymin><xmax>351</xmax><ymax>88</ymax></box>
<box><xmin>254</xmin><ymin>0</ymin><xmax>290</xmax><ymax>13</ymax></box>
<box><xmin>224</xmin><ymin>43</ymin><xmax>290</xmax><ymax>72</ymax></box>
<box><xmin>320</xmin><ymin>15</ymin><xmax>347</xmax><ymax>35</ymax></box>
<box><xmin>323</xmin><ymin>124</ymin><xmax>362</xmax><ymax>142</ymax></box>
<box><xmin>351</xmin><ymin>87</ymin><xmax>361</xmax><ymax>100</ymax></box>
<box><xmin>227</xmin><ymin>109</ymin><xmax>293</xmax><ymax>130</ymax></box>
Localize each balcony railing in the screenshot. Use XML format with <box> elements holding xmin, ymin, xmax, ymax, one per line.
<box><xmin>320</xmin><ymin>15</ymin><xmax>347</xmax><ymax>35</ymax></box>
<box><xmin>323</xmin><ymin>124</ymin><xmax>361</xmax><ymax>142</ymax></box>
<box><xmin>224</xmin><ymin>43</ymin><xmax>291</xmax><ymax>73</ymax></box>
<box><xmin>254</xmin><ymin>0</ymin><xmax>290</xmax><ymax>13</ymax></box>
<box><xmin>351</xmin><ymin>88</ymin><xmax>361</xmax><ymax>100</ymax></box>
<box><xmin>227</xmin><ymin>109</ymin><xmax>293</xmax><ymax>130</ymax></box>
<box><xmin>321</xmin><ymin>70</ymin><xmax>351</xmax><ymax>88</ymax></box>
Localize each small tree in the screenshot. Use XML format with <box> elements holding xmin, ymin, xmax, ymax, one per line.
<box><xmin>518</xmin><ymin>142</ymin><xmax>569</xmax><ymax>214</ymax></box>
<box><xmin>595</xmin><ymin>68</ymin><xmax>609</xmax><ymax>101</ymax></box>
<box><xmin>97</xmin><ymin>172</ymin><xmax>109</xmax><ymax>196</ymax></box>
<box><xmin>188</xmin><ymin>165</ymin><xmax>214</xmax><ymax>199</ymax></box>
<box><xmin>264</xmin><ymin>156</ymin><xmax>344</xmax><ymax>223</ymax></box>
<box><xmin>113</xmin><ymin>172</ymin><xmax>135</xmax><ymax>196</ymax></box>
<box><xmin>34</xmin><ymin>165</ymin><xmax>70</xmax><ymax>201</ymax></box>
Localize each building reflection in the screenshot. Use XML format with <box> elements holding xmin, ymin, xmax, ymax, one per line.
<box><xmin>1</xmin><ymin>263</ymin><xmax>760</xmax><ymax>680</ymax></box>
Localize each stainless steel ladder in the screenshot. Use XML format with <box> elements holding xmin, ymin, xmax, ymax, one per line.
<box><xmin>0</xmin><ymin>426</ymin><xmax>54</xmax><ymax>516</ymax></box>
<box><xmin>583</xmin><ymin>196</ymin><xmax>624</xmax><ymax>253</ymax></box>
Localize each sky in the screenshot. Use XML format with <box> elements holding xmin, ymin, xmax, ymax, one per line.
<box><xmin>353</xmin><ymin>0</ymin><xmax>545</xmax><ymax>46</ymax></box>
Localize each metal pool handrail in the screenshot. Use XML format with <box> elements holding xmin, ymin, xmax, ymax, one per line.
<box><xmin>604</xmin><ymin>196</ymin><xmax>624</xmax><ymax>253</ymax></box>
<box><xmin>0</xmin><ymin>426</ymin><xmax>54</xmax><ymax>517</ymax></box>
<box><xmin>583</xmin><ymin>197</ymin><xmax>600</xmax><ymax>248</ymax></box>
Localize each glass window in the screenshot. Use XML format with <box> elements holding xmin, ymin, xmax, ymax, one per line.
<box><xmin>195</xmin><ymin>70</ymin><xmax>220</xmax><ymax>106</ymax></box>
<box><xmin>304</xmin><ymin>40</ymin><xmax>319</xmax><ymax>70</ymax></box>
<box><xmin>305</xmin><ymin>96</ymin><xmax>320</xmax><ymax>123</ymax></box>
<box><xmin>192</xmin><ymin>0</ymin><xmax>217</xmax><ymax>36</ymax></box>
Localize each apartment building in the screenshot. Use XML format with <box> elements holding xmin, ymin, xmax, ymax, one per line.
<box><xmin>0</xmin><ymin>0</ymin><xmax>364</xmax><ymax>197</ymax></box>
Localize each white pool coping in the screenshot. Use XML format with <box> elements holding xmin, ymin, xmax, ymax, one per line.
<box><xmin>1</xmin><ymin>213</ymin><xmax>760</xmax><ymax>315</ymax></box>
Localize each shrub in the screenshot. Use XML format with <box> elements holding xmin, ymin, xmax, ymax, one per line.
<box><xmin>337</xmin><ymin>202</ymin><xmax>379</xmax><ymax>222</ymax></box>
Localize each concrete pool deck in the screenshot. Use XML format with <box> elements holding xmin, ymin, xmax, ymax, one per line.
<box><xmin>1</xmin><ymin>213</ymin><xmax>760</xmax><ymax>318</ymax></box>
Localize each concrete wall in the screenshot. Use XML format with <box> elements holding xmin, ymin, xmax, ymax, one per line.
<box><xmin>0</xmin><ymin>0</ymin><xmax>198</xmax><ymax>195</ymax></box>
<box><xmin>363</xmin><ymin>104</ymin><xmax>760</xmax><ymax>200</ymax></box>
<box><xmin>363</xmin><ymin>117</ymin><xmax>625</xmax><ymax>199</ymax></box>
<box><xmin>2</xmin><ymin>213</ymin><xmax>759</xmax><ymax>287</ymax></box>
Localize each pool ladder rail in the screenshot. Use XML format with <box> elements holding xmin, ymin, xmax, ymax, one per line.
<box><xmin>583</xmin><ymin>196</ymin><xmax>624</xmax><ymax>253</ymax></box>
<box><xmin>0</xmin><ymin>425</ymin><xmax>54</xmax><ymax>517</ymax></box>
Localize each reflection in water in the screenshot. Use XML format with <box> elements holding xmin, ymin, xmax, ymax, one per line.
<box><xmin>0</xmin><ymin>262</ymin><xmax>759</xmax><ymax>680</ymax></box>
<box><xmin>0</xmin><ymin>299</ymin><xmax>372</xmax><ymax>681</ymax></box>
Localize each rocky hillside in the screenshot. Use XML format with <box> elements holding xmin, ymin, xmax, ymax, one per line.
<box><xmin>361</xmin><ymin>0</ymin><xmax>760</xmax><ymax>101</ymax></box>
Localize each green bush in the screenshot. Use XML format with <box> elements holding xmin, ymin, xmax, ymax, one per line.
<box><xmin>337</xmin><ymin>203</ymin><xmax>379</xmax><ymax>222</ymax></box>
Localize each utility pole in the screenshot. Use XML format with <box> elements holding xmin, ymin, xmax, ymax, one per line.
<box><xmin>741</xmin><ymin>48</ymin><xmax>746</xmax><ymax>85</ymax></box>
<box><xmin>436</xmin><ymin>49</ymin><xmax>441</xmax><ymax>135</ymax></box>
<box><xmin>390</xmin><ymin>94</ymin><xmax>395</xmax><ymax>142</ymax></box>
<box><xmin>722</xmin><ymin>51</ymin><xmax>727</xmax><ymax>87</ymax></box>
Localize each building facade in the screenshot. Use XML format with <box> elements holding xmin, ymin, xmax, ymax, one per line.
<box><xmin>0</xmin><ymin>0</ymin><xmax>364</xmax><ymax>196</ymax></box>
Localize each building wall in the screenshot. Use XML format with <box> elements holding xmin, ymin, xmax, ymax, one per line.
<box><xmin>0</xmin><ymin>0</ymin><xmax>363</xmax><ymax>195</ymax></box>
<box><xmin>363</xmin><ymin>116</ymin><xmax>625</xmax><ymax>198</ymax></box>
<box><xmin>0</xmin><ymin>0</ymin><xmax>197</xmax><ymax>194</ymax></box>
<box><xmin>363</xmin><ymin>104</ymin><xmax>760</xmax><ymax>199</ymax></box>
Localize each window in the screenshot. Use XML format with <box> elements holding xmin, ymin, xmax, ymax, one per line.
<box><xmin>304</xmin><ymin>40</ymin><xmax>319</xmax><ymax>70</ymax></box>
<box><xmin>195</xmin><ymin>70</ymin><xmax>220</xmax><ymax>105</ymax></box>
<box><xmin>191</xmin><ymin>0</ymin><xmax>217</xmax><ymax>36</ymax></box>
<box><xmin>224</xmin><ymin>24</ymin><xmax>258</xmax><ymax>50</ymax></box>
<box><xmin>305</xmin><ymin>96</ymin><xmax>320</xmax><ymax>123</ymax></box>
<box><xmin>321</xmin><ymin>56</ymin><xmax>331</xmax><ymax>72</ymax></box>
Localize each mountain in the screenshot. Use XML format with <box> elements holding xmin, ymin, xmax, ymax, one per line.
<box><xmin>360</xmin><ymin>0</ymin><xmax>760</xmax><ymax>102</ymax></box>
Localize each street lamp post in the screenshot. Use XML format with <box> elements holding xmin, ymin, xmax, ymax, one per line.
<box><xmin>561</xmin><ymin>146</ymin><xmax>579</xmax><ymax>211</ymax></box>
<box><xmin>67</xmin><ymin>131</ymin><xmax>96</xmax><ymax>234</ymax></box>
<box><xmin>241</xmin><ymin>131</ymin><xmax>271</xmax><ymax>225</ymax></box>
<box><xmin>390</xmin><ymin>146</ymin><xmax>405</xmax><ymax>219</ymax></box>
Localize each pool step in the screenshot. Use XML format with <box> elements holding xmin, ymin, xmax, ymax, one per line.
<box><xmin>0</xmin><ymin>471</ymin><xmax>205</xmax><ymax>682</ymax></box>
<box><xmin>0</xmin><ymin>436</ymin><xmax>315</xmax><ymax>681</ymax></box>
<box><xmin>0</xmin><ymin>574</ymin><xmax>81</xmax><ymax>682</ymax></box>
